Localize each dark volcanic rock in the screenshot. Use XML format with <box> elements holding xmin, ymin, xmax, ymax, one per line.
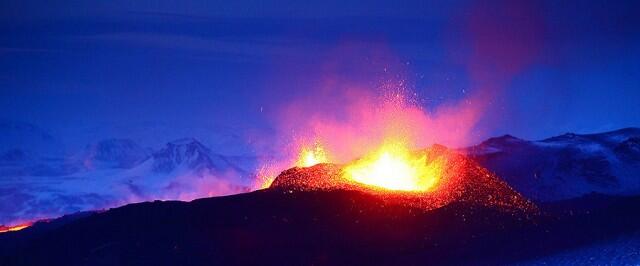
<box><xmin>270</xmin><ymin>163</ymin><xmax>343</xmax><ymax>190</ymax></box>
<box><xmin>2</xmin><ymin>189</ymin><xmax>640</xmax><ymax>265</ymax></box>
<box><xmin>270</xmin><ymin>146</ymin><xmax>536</xmax><ymax>213</ymax></box>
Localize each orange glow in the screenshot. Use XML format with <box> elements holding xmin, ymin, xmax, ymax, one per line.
<box><xmin>252</xmin><ymin>141</ymin><xmax>330</xmax><ymax>190</ymax></box>
<box><xmin>295</xmin><ymin>141</ymin><xmax>328</xmax><ymax>167</ymax></box>
<box><xmin>343</xmin><ymin>141</ymin><xmax>442</xmax><ymax>192</ymax></box>
<box><xmin>0</xmin><ymin>223</ymin><xmax>31</xmax><ymax>233</ymax></box>
<box><xmin>268</xmin><ymin>144</ymin><xmax>538</xmax><ymax>213</ymax></box>
<box><xmin>254</xmin><ymin>164</ymin><xmax>277</xmax><ymax>189</ymax></box>
<box><xmin>259</xmin><ymin>177</ymin><xmax>275</xmax><ymax>189</ymax></box>
<box><xmin>253</xmin><ymin>67</ymin><xmax>484</xmax><ymax>194</ymax></box>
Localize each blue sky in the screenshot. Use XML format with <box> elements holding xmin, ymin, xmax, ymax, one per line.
<box><xmin>1</xmin><ymin>0</ymin><xmax>639</xmax><ymax>148</ymax></box>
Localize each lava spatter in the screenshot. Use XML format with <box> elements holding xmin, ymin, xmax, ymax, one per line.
<box><xmin>269</xmin><ymin>145</ymin><xmax>537</xmax><ymax>213</ymax></box>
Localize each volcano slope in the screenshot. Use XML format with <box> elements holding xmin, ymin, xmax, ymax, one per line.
<box><xmin>271</xmin><ymin>145</ymin><xmax>536</xmax><ymax>213</ymax></box>
<box><xmin>2</xmin><ymin>147</ymin><xmax>640</xmax><ymax>265</ymax></box>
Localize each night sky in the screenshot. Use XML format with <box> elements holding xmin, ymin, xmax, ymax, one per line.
<box><xmin>2</xmin><ymin>0</ymin><xmax>639</xmax><ymax>149</ymax></box>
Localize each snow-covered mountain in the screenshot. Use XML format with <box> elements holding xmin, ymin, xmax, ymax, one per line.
<box><xmin>151</xmin><ymin>138</ymin><xmax>217</xmax><ymax>174</ymax></box>
<box><xmin>150</xmin><ymin>138</ymin><xmax>259</xmax><ymax>176</ymax></box>
<box><xmin>463</xmin><ymin>128</ymin><xmax>640</xmax><ymax>202</ymax></box>
<box><xmin>81</xmin><ymin>139</ymin><xmax>150</xmax><ymax>169</ymax></box>
<box><xmin>0</xmin><ymin>136</ymin><xmax>255</xmax><ymax>226</ymax></box>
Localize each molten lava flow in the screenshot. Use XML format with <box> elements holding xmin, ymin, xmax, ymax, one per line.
<box><xmin>295</xmin><ymin>141</ymin><xmax>328</xmax><ymax>167</ymax></box>
<box><xmin>342</xmin><ymin>141</ymin><xmax>442</xmax><ymax>192</ymax></box>
<box><xmin>0</xmin><ymin>223</ymin><xmax>32</xmax><ymax>233</ymax></box>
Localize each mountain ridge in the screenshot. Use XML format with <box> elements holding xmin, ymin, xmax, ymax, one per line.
<box><xmin>1</xmin><ymin>125</ymin><xmax>638</xmax><ymax>227</ymax></box>
<box><xmin>463</xmin><ymin>127</ymin><xmax>640</xmax><ymax>201</ymax></box>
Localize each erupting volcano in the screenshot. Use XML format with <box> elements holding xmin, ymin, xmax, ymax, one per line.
<box><xmin>3</xmin><ymin>1</ymin><xmax>639</xmax><ymax>264</ymax></box>
<box><xmin>270</xmin><ymin>143</ymin><xmax>536</xmax><ymax>213</ymax></box>
<box><xmin>256</xmin><ymin>82</ymin><xmax>536</xmax><ymax>213</ymax></box>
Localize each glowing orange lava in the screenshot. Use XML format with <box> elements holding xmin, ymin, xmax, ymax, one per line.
<box><xmin>0</xmin><ymin>223</ymin><xmax>31</xmax><ymax>233</ymax></box>
<box><xmin>254</xmin><ymin>141</ymin><xmax>330</xmax><ymax>190</ymax></box>
<box><xmin>295</xmin><ymin>141</ymin><xmax>328</xmax><ymax>167</ymax></box>
<box><xmin>342</xmin><ymin>141</ymin><xmax>442</xmax><ymax>192</ymax></box>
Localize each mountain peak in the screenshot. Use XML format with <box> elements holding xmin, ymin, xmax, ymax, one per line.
<box><xmin>152</xmin><ymin>138</ymin><xmax>216</xmax><ymax>174</ymax></box>
<box><xmin>168</xmin><ymin>138</ymin><xmax>202</xmax><ymax>146</ymax></box>
<box><xmin>496</xmin><ymin>134</ymin><xmax>521</xmax><ymax>140</ymax></box>
<box><xmin>542</xmin><ymin>132</ymin><xmax>582</xmax><ymax>142</ymax></box>
<box><xmin>541</xmin><ymin>127</ymin><xmax>640</xmax><ymax>144</ymax></box>
<box><xmin>83</xmin><ymin>138</ymin><xmax>149</xmax><ymax>169</ymax></box>
<box><xmin>480</xmin><ymin>134</ymin><xmax>525</xmax><ymax>146</ymax></box>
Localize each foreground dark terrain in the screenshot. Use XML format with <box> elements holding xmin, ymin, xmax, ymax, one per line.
<box><xmin>1</xmin><ymin>129</ymin><xmax>639</xmax><ymax>265</ymax></box>
<box><xmin>1</xmin><ymin>187</ymin><xmax>640</xmax><ymax>265</ymax></box>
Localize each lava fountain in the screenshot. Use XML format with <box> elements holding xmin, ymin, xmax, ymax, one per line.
<box><xmin>253</xmin><ymin>84</ymin><xmax>470</xmax><ymax>193</ymax></box>
<box><xmin>342</xmin><ymin>141</ymin><xmax>442</xmax><ymax>192</ymax></box>
<box><xmin>295</xmin><ymin>141</ymin><xmax>328</xmax><ymax>167</ymax></box>
<box><xmin>270</xmin><ymin>145</ymin><xmax>536</xmax><ymax>213</ymax></box>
